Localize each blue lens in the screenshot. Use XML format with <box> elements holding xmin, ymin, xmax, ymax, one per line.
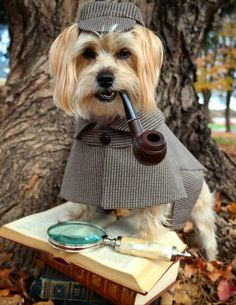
<box><xmin>47</xmin><ymin>221</ymin><xmax>105</xmax><ymax>245</ymax></box>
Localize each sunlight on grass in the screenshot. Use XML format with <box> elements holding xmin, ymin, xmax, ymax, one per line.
<box><xmin>209</xmin><ymin>123</ymin><xmax>236</xmax><ymax>132</ymax></box>
<box><xmin>213</xmin><ymin>135</ymin><xmax>236</xmax><ymax>146</ymax></box>
<box><xmin>212</xmin><ymin>132</ymin><xmax>236</xmax><ymax>161</ymax></box>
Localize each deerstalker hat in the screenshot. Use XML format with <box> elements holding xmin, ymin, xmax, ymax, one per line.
<box><xmin>79</xmin><ymin>1</ymin><xmax>145</xmax><ymax>34</ymax></box>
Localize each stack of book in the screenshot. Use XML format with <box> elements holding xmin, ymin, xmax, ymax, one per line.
<box><xmin>0</xmin><ymin>202</ymin><xmax>186</xmax><ymax>305</ymax></box>
<box><xmin>30</xmin><ymin>266</ymin><xmax>161</xmax><ymax>305</ymax></box>
<box><xmin>30</xmin><ymin>265</ymin><xmax>113</xmax><ymax>305</ymax></box>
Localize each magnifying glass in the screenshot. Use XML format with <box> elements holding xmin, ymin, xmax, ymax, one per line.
<box><xmin>47</xmin><ymin>221</ymin><xmax>191</xmax><ymax>261</ymax></box>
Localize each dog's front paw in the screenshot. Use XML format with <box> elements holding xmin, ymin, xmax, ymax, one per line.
<box><xmin>138</xmin><ymin>227</ymin><xmax>170</xmax><ymax>244</ymax></box>
<box><xmin>58</xmin><ymin>203</ymin><xmax>95</xmax><ymax>222</ymax></box>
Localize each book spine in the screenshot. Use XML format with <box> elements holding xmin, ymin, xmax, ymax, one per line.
<box><xmin>40</xmin><ymin>278</ymin><xmax>93</xmax><ymax>301</ymax></box>
<box><xmin>40</xmin><ymin>252</ymin><xmax>137</xmax><ymax>305</ymax></box>
<box><xmin>31</xmin><ymin>276</ymin><xmax>112</xmax><ymax>304</ymax></box>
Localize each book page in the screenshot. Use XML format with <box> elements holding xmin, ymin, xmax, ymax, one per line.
<box><xmin>1</xmin><ymin>202</ymin><xmax>186</xmax><ymax>277</ymax></box>
<box><xmin>3</xmin><ymin>203</ymin><xmax>137</xmax><ymax>241</ymax></box>
<box><xmin>84</xmin><ymin>244</ymin><xmax>136</xmax><ymax>268</ymax></box>
<box><xmin>4</xmin><ymin>202</ymin><xmax>78</xmax><ymax>241</ymax></box>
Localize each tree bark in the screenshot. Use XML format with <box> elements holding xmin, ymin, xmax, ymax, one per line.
<box><xmin>202</xmin><ymin>89</ymin><xmax>211</xmax><ymax>123</ymax></box>
<box><xmin>151</xmin><ymin>0</ymin><xmax>235</xmax><ymax>199</ymax></box>
<box><xmin>0</xmin><ymin>0</ymin><xmax>235</xmax><ymax>266</ymax></box>
<box><xmin>225</xmin><ymin>90</ymin><xmax>232</xmax><ymax>133</ymax></box>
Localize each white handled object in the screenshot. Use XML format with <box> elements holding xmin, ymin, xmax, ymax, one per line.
<box><xmin>104</xmin><ymin>236</ymin><xmax>191</xmax><ymax>261</ymax></box>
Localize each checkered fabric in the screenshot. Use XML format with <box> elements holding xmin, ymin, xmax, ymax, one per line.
<box><xmin>79</xmin><ymin>1</ymin><xmax>144</xmax><ymax>34</ymax></box>
<box><xmin>60</xmin><ymin>109</ymin><xmax>206</xmax><ymax>229</ymax></box>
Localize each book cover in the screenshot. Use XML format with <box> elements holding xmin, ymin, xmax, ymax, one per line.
<box><xmin>30</xmin><ymin>266</ymin><xmax>112</xmax><ymax>304</ymax></box>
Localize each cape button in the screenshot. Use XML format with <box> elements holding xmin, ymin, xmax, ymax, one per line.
<box><xmin>99</xmin><ymin>133</ymin><xmax>111</xmax><ymax>145</ymax></box>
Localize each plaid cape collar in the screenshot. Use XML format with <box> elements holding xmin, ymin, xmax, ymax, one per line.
<box><xmin>75</xmin><ymin>108</ymin><xmax>165</xmax><ymax>137</ymax></box>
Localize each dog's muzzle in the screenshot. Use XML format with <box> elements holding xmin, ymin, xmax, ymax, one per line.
<box><xmin>95</xmin><ymin>70</ymin><xmax>117</xmax><ymax>102</ymax></box>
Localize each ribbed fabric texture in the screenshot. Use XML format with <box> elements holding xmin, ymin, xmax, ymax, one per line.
<box><xmin>172</xmin><ymin>170</ymin><xmax>204</xmax><ymax>230</ymax></box>
<box><xmin>60</xmin><ymin>109</ymin><xmax>205</xmax><ymax>229</ymax></box>
<box><xmin>79</xmin><ymin>1</ymin><xmax>144</xmax><ymax>33</ymax></box>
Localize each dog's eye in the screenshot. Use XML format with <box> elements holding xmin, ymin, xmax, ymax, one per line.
<box><xmin>117</xmin><ymin>49</ymin><xmax>131</xmax><ymax>60</ymax></box>
<box><xmin>82</xmin><ymin>48</ymin><xmax>96</xmax><ymax>60</ymax></box>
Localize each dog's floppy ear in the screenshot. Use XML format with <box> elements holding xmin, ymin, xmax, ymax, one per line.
<box><xmin>49</xmin><ymin>24</ymin><xmax>79</xmax><ymax>115</ymax></box>
<box><xmin>133</xmin><ymin>25</ymin><xmax>163</xmax><ymax>112</ymax></box>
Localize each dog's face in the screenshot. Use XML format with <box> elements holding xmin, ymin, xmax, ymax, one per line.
<box><xmin>49</xmin><ymin>25</ymin><xmax>163</xmax><ymax>123</ymax></box>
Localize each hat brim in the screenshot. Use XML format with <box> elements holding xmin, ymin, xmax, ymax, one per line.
<box><xmin>79</xmin><ymin>16</ymin><xmax>136</xmax><ymax>34</ymax></box>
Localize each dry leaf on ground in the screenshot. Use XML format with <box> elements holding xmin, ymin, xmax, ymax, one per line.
<box><xmin>0</xmin><ymin>295</ymin><xmax>24</xmax><ymax>305</ymax></box>
<box><xmin>33</xmin><ymin>300</ymin><xmax>54</xmax><ymax>305</ymax></box>
<box><xmin>217</xmin><ymin>279</ymin><xmax>235</xmax><ymax>301</ymax></box>
<box><xmin>227</xmin><ymin>203</ymin><xmax>236</xmax><ymax>214</ymax></box>
<box><xmin>214</xmin><ymin>192</ymin><xmax>222</xmax><ymax>214</ymax></box>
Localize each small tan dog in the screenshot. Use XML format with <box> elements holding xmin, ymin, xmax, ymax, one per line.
<box><xmin>49</xmin><ymin>2</ymin><xmax>217</xmax><ymax>261</ymax></box>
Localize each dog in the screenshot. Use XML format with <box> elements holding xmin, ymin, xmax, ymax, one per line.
<box><xmin>49</xmin><ymin>2</ymin><xmax>217</xmax><ymax>261</ymax></box>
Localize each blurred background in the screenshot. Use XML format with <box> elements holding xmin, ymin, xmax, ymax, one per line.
<box><xmin>0</xmin><ymin>2</ymin><xmax>236</xmax><ymax>133</ymax></box>
<box><xmin>0</xmin><ymin>2</ymin><xmax>9</xmax><ymax>86</ymax></box>
<box><xmin>1</xmin><ymin>2</ymin><xmax>235</xmax><ymax>133</ymax></box>
<box><xmin>195</xmin><ymin>3</ymin><xmax>236</xmax><ymax>134</ymax></box>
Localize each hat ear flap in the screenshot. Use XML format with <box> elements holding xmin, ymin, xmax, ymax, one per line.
<box><xmin>49</xmin><ymin>24</ymin><xmax>79</xmax><ymax>115</ymax></box>
<box><xmin>133</xmin><ymin>25</ymin><xmax>163</xmax><ymax>112</ymax></box>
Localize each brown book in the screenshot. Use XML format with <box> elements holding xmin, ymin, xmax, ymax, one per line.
<box><xmin>40</xmin><ymin>252</ymin><xmax>178</xmax><ymax>305</ymax></box>
<box><xmin>0</xmin><ymin>202</ymin><xmax>185</xmax><ymax>305</ymax></box>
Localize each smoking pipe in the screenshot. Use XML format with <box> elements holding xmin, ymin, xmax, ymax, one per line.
<box><xmin>119</xmin><ymin>91</ymin><xmax>167</xmax><ymax>166</ymax></box>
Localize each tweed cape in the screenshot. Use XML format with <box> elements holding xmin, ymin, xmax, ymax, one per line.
<box><xmin>60</xmin><ymin>109</ymin><xmax>205</xmax><ymax>230</ymax></box>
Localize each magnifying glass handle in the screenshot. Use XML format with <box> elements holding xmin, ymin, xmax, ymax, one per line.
<box><xmin>114</xmin><ymin>237</ymin><xmax>191</xmax><ymax>261</ymax></box>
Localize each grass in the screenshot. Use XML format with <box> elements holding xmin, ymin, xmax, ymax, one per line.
<box><xmin>208</xmin><ymin>123</ymin><xmax>236</xmax><ymax>132</ymax></box>
<box><xmin>211</xmin><ymin>131</ymin><xmax>236</xmax><ymax>163</ymax></box>
<box><xmin>212</xmin><ymin>134</ymin><xmax>236</xmax><ymax>146</ymax></box>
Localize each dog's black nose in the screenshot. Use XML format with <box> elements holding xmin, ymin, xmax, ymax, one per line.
<box><xmin>96</xmin><ymin>71</ymin><xmax>114</xmax><ymax>88</ymax></box>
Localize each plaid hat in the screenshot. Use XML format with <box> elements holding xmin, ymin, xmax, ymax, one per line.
<box><xmin>79</xmin><ymin>1</ymin><xmax>145</xmax><ymax>34</ymax></box>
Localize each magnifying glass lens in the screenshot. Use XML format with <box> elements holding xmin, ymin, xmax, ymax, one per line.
<box><xmin>47</xmin><ymin>222</ymin><xmax>105</xmax><ymax>246</ymax></box>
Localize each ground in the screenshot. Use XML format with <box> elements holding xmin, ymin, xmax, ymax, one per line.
<box><xmin>0</xmin><ymin>132</ymin><xmax>235</xmax><ymax>305</ymax></box>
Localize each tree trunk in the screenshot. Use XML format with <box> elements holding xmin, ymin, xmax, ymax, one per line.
<box><xmin>151</xmin><ymin>0</ymin><xmax>235</xmax><ymax>199</ymax></box>
<box><xmin>1</xmin><ymin>0</ymin><xmax>235</xmax><ymax>267</ymax></box>
<box><xmin>225</xmin><ymin>90</ymin><xmax>232</xmax><ymax>133</ymax></box>
<box><xmin>202</xmin><ymin>89</ymin><xmax>212</xmax><ymax>122</ymax></box>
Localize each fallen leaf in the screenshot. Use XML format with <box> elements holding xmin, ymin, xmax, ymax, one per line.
<box><xmin>0</xmin><ymin>269</ymin><xmax>13</xmax><ymax>279</ymax></box>
<box><xmin>33</xmin><ymin>301</ymin><xmax>54</xmax><ymax>305</ymax></box>
<box><xmin>0</xmin><ymin>253</ymin><xmax>12</xmax><ymax>265</ymax></box>
<box><xmin>206</xmin><ymin>261</ymin><xmax>215</xmax><ymax>272</ymax></box>
<box><xmin>229</xmin><ymin>216</ymin><xmax>236</xmax><ymax>225</ymax></box>
<box><xmin>206</xmin><ymin>263</ymin><xmax>234</xmax><ymax>282</ymax></box>
<box><xmin>221</xmin><ymin>265</ymin><xmax>235</xmax><ymax>281</ymax></box>
<box><xmin>211</xmin><ymin>260</ymin><xmax>223</xmax><ymax>268</ymax></box>
<box><xmin>0</xmin><ymin>290</ymin><xmax>10</xmax><ymax>297</ymax></box>
<box><xmin>231</xmin><ymin>257</ymin><xmax>236</xmax><ymax>271</ymax></box>
<box><xmin>227</xmin><ymin>203</ymin><xmax>236</xmax><ymax>214</ymax></box>
<box><xmin>197</xmin><ymin>258</ymin><xmax>207</xmax><ymax>272</ymax></box>
<box><xmin>160</xmin><ymin>290</ymin><xmax>175</xmax><ymax>305</ymax></box>
<box><xmin>206</xmin><ymin>262</ymin><xmax>221</xmax><ymax>282</ymax></box>
<box><xmin>214</xmin><ymin>192</ymin><xmax>222</xmax><ymax>214</ymax></box>
<box><xmin>0</xmin><ymin>295</ymin><xmax>24</xmax><ymax>305</ymax></box>
<box><xmin>207</xmin><ymin>269</ymin><xmax>223</xmax><ymax>282</ymax></box>
<box><xmin>217</xmin><ymin>279</ymin><xmax>235</xmax><ymax>301</ymax></box>
<box><xmin>229</xmin><ymin>228</ymin><xmax>236</xmax><ymax>237</ymax></box>
<box><xmin>172</xmin><ymin>282</ymin><xmax>192</xmax><ymax>305</ymax></box>
<box><xmin>184</xmin><ymin>263</ymin><xmax>196</xmax><ymax>278</ymax></box>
